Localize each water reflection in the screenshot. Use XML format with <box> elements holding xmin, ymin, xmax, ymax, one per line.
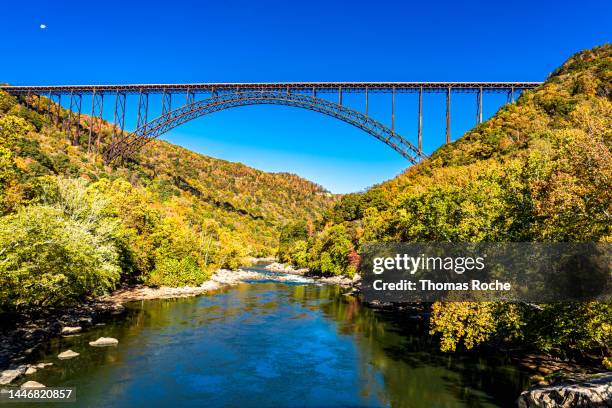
<box><xmin>22</xmin><ymin>281</ymin><xmax>528</xmax><ymax>407</ymax></box>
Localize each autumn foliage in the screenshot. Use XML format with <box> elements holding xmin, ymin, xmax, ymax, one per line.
<box><xmin>280</xmin><ymin>44</ymin><xmax>611</xmax><ymax>360</ymax></box>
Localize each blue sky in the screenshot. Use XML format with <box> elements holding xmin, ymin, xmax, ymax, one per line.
<box><xmin>1</xmin><ymin>0</ymin><xmax>610</xmax><ymax>193</ymax></box>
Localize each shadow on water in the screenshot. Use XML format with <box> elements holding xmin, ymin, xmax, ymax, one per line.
<box><xmin>15</xmin><ymin>282</ymin><xmax>529</xmax><ymax>408</ymax></box>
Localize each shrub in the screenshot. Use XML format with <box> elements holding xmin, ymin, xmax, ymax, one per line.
<box><xmin>146</xmin><ymin>256</ymin><xmax>208</xmax><ymax>287</ymax></box>
<box><xmin>0</xmin><ymin>205</ymin><xmax>121</xmax><ymax>311</ymax></box>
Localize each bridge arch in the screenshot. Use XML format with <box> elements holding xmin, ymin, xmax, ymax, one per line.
<box><xmin>105</xmin><ymin>90</ymin><xmax>426</xmax><ymax>164</ymax></box>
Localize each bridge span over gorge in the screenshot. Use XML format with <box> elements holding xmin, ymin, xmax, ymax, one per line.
<box><xmin>0</xmin><ymin>82</ymin><xmax>541</xmax><ymax>164</ymax></box>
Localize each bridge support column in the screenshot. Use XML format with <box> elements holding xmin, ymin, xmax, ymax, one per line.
<box><xmin>391</xmin><ymin>86</ymin><xmax>395</xmax><ymax>133</ymax></box>
<box><xmin>96</xmin><ymin>94</ymin><xmax>105</xmax><ymax>153</ymax></box>
<box><xmin>65</xmin><ymin>92</ymin><xmax>82</xmax><ymax>145</ymax></box>
<box><xmin>54</xmin><ymin>94</ymin><xmax>62</xmax><ymax>127</ymax></box>
<box><xmin>88</xmin><ymin>90</ymin><xmax>96</xmax><ymax>154</ymax></box>
<box><xmin>111</xmin><ymin>91</ymin><xmax>127</xmax><ymax>155</ymax></box>
<box><xmin>476</xmin><ymin>87</ymin><xmax>483</xmax><ymax>125</ymax></box>
<box><xmin>509</xmin><ymin>86</ymin><xmax>515</xmax><ymax>103</ymax></box>
<box><xmin>88</xmin><ymin>90</ymin><xmax>104</xmax><ymax>155</ymax></box>
<box><xmin>186</xmin><ymin>88</ymin><xmax>195</xmax><ymax>105</ymax></box>
<box><xmin>418</xmin><ymin>86</ymin><xmax>423</xmax><ymax>152</ymax></box>
<box><xmin>63</xmin><ymin>91</ymin><xmax>73</xmax><ymax>142</ymax></box>
<box><xmin>365</xmin><ymin>86</ymin><xmax>369</xmax><ymax>117</ymax></box>
<box><xmin>161</xmin><ymin>89</ymin><xmax>172</xmax><ymax>115</ymax></box>
<box><xmin>338</xmin><ymin>86</ymin><xmax>342</xmax><ymax>107</ymax></box>
<box><xmin>446</xmin><ymin>87</ymin><xmax>451</xmax><ymax>144</ymax></box>
<box><xmin>46</xmin><ymin>92</ymin><xmax>52</xmax><ymax>122</ymax></box>
<box><xmin>136</xmin><ymin>90</ymin><xmax>149</xmax><ymax>132</ymax></box>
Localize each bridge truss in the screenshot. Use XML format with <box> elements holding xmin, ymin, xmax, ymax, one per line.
<box><xmin>0</xmin><ymin>82</ymin><xmax>541</xmax><ymax>163</ymax></box>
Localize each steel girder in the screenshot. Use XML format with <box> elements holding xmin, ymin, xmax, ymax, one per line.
<box><xmin>0</xmin><ymin>82</ymin><xmax>542</xmax><ymax>96</ymax></box>
<box><xmin>65</xmin><ymin>92</ymin><xmax>82</xmax><ymax>145</ymax></box>
<box><xmin>111</xmin><ymin>92</ymin><xmax>127</xmax><ymax>145</ymax></box>
<box><xmin>161</xmin><ymin>89</ymin><xmax>172</xmax><ymax>115</ymax></box>
<box><xmin>88</xmin><ymin>91</ymin><xmax>104</xmax><ymax>154</ymax></box>
<box><xmin>105</xmin><ymin>90</ymin><xmax>426</xmax><ymax>164</ymax></box>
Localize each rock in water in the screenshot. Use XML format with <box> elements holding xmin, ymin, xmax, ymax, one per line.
<box><xmin>35</xmin><ymin>362</ymin><xmax>53</xmax><ymax>369</ymax></box>
<box><xmin>518</xmin><ymin>373</ymin><xmax>612</xmax><ymax>408</ymax></box>
<box><xmin>61</xmin><ymin>326</ymin><xmax>82</xmax><ymax>335</ymax></box>
<box><xmin>110</xmin><ymin>303</ymin><xmax>125</xmax><ymax>315</ymax></box>
<box><xmin>89</xmin><ymin>337</ymin><xmax>118</xmax><ymax>347</ymax></box>
<box><xmin>25</xmin><ymin>366</ymin><xmax>37</xmax><ymax>375</ymax></box>
<box><xmin>21</xmin><ymin>381</ymin><xmax>45</xmax><ymax>388</ymax></box>
<box><xmin>0</xmin><ymin>365</ymin><xmax>27</xmax><ymax>385</ymax></box>
<box><xmin>57</xmin><ymin>350</ymin><xmax>80</xmax><ymax>359</ymax></box>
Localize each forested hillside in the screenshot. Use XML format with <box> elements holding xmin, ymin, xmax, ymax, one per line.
<box><xmin>279</xmin><ymin>45</ymin><xmax>611</xmax><ymax>362</ymax></box>
<box><xmin>0</xmin><ymin>90</ymin><xmax>336</xmax><ymax>311</ymax></box>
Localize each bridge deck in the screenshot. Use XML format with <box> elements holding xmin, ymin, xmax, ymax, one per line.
<box><xmin>0</xmin><ymin>81</ymin><xmax>542</xmax><ymax>94</ymax></box>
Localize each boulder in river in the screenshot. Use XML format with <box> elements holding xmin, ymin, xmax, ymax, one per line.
<box><xmin>58</xmin><ymin>350</ymin><xmax>80</xmax><ymax>359</ymax></box>
<box><xmin>518</xmin><ymin>373</ymin><xmax>612</xmax><ymax>407</ymax></box>
<box><xmin>0</xmin><ymin>365</ymin><xmax>27</xmax><ymax>385</ymax></box>
<box><xmin>21</xmin><ymin>380</ymin><xmax>45</xmax><ymax>388</ymax></box>
<box><xmin>110</xmin><ymin>303</ymin><xmax>125</xmax><ymax>315</ymax></box>
<box><xmin>35</xmin><ymin>362</ymin><xmax>53</xmax><ymax>369</ymax></box>
<box><xmin>89</xmin><ymin>337</ymin><xmax>118</xmax><ymax>347</ymax></box>
<box><xmin>61</xmin><ymin>326</ymin><xmax>82</xmax><ymax>335</ymax></box>
<box><xmin>25</xmin><ymin>366</ymin><xmax>37</xmax><ymax>375</ymax></box>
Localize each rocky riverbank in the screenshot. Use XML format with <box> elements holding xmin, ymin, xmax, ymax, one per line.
<box><xmin>99</xmin><ymin>269</ymin><xmax>264</xmax><ymax>303</ymax></box>
<box><xmin>518</xmin><ymin>372</ymin><xmax>612</xmax><ymax>407</ymax></box>
<box><xmin>264</xmin><ymin>262</ymin><xmax>361</xmax><ymax>287</ymax></box>
<box><xmin>0</xmin><ymin>301</ymin><xmax>125</xmax><ymax>371</ymax></box>
<box><xmin>506</xmin><ymin>352</ymin><xmax>611</xmax><ymax>406</ymax></box>
<box><xmin>264</xmin><ymin>262</ymin><xmax>310</xmax><ymax>275</ymax></box>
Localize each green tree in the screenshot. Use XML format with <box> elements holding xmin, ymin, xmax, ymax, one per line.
<box><xmin>0</xmin><ymin>205</ymin><xmax>121</xmax><ymax>311</ymax></box>
<box><xmin>278</xmin><ymin>220</ymin><xmax>309</xmax><ymax>262</ymax></box>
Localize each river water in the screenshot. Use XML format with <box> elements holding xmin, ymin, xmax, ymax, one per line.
<box><xmin>24</xmin><ymin>267</ymin><xmax>530</xmax><ymax>407</ymax></box>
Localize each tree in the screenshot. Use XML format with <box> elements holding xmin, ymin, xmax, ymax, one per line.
<box><xmin>429</xmin><ymin>302</ymin><xmax>496</xmax><ymax>352</ymax></box>
<box><xmin>0</xmin><ymin>205</ymin><xmax>121</xmax><ymax>311</ymax></box>
<box><xmin>278</xmin><ymin>220</ymin><xmax>309</xmax><ymax>262</ymax></box>
<box><xmin>308</xmin><ymin>225</ymin><xmax>355</xmax><ymax>276</ymax></box>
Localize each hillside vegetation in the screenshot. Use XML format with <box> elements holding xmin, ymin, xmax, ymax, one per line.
<box><xmin>279</xmin><ymin>45</ymin><xmax>611</xmax><ymax>362</ymax></box>
<box><xmin>0</xmin><ymin>90</ymin><xmax>335</xmax><ymax>311</ymax></box>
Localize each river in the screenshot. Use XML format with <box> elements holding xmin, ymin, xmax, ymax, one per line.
<box><xmin>23</xmin><ymin>266</ymin><xmax>530</xmax><ymax>407</ymax></box>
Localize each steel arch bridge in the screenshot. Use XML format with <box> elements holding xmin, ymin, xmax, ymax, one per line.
<box><xmin>0</xmin><ymin>81</ymin><xmax>542</xmax><ymax>164</ymax></box>
<box><xmin>105</xmin><ymin>90</ymin><xmax>424</xmax><ymax>164</ymax></box>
